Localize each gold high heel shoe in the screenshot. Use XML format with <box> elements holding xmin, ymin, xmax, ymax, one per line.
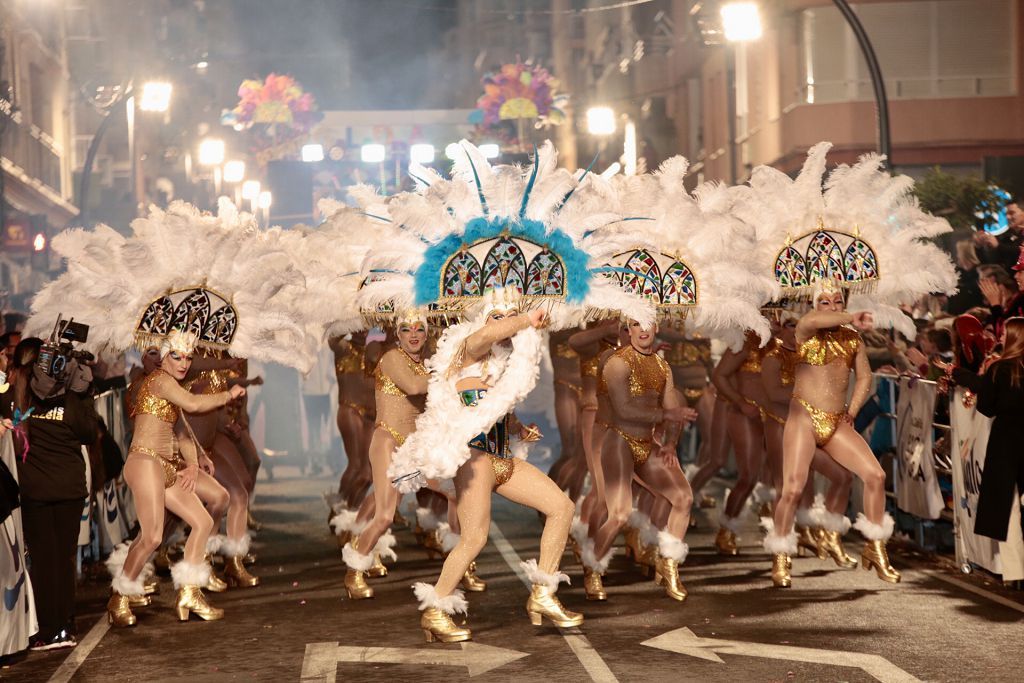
<box><xmin>204</xmin><ymin>554</ymin><xmax>227</xmax><ymax>592</ymax></box>
<box><xmin>345</xmin><ymin>569</ymin><xmax>374</xmax><ymax>599</ymax></box>
<box><xmin>714</xmin><ymin>527</ymin><xmax>739</xmax><ymax>556</ymax></box>
<box><xmin>796</xmin><ymin>525</ymin><xmax>821</xmax><ymax>558</ymax></box>
<box><xmin>461</xmin><ymin>562</ymin><xmax>487</xmax><ymax>592</ymax></box>
<box><xmin>420</xmin><ymin>608</ymin><xmax>471</xmax><ymax>643</ymax></box>
<box><xmin>653</xmin><ymin>557</ymin><xmax>688</xmax><ymax>601</ymax></box>
<box><xmin>107</xmin><ymin>592</ymin><xmax>137</xmax><ymax>627</ymax></box>
<box><xmin>526</xmin><ymin>585</ymin><xmax>584</xmax><ymax>627</ymax></box>
<box><xmin>144</xmin><ymin>578</ymin><xmax>159</xmax><ymax>595</ymax></box>
<box><xmin>175</xmin><ymin>585</ymin><xmax>224</xmax><ymax>621</ymax></box>
<box><xmin>861</xmin><ymin>540</ymin><xmax>901</xmax><ymax>583</ymax></box>
<box><xmin>367</xmin><ymin>553</ymin><xmax>388</xmax><ymax>578</ymax></box>
<box><xmin>623</xmin><ymin>527</ymin><xmax>639</xmax><ymax>562</ymax></box>
<box><xmin>637</xmin><ymin>541</ymin><xmax>658</xmax><ymax>577</ymax></box>
<box><xmin>771</xmin><ymin>553</ymin><xmax>792</xmax><ymax>588</ymax></box>
<box><xmin>123</xmin><ymin>589</ymin><xmax>152</xmax><ymax>609</ymax></box>
<box><xmin>583</xmin><ymin>568</ymin><xmax>607</xmax><ymax>601</ymax></box>
<box><xmin>818</xmin><ymin>530</ymin><xmax>858</xmax><ymax>568</ymax></box>
<box><xmin>224</xmin><ymin>556</ymin><xmax>260</xmax><ymax>588</ymax></box>
<box><xmin>246</xmin><ymin>509</ymin><xmax>263</xmax><ymax>532</ymax></box>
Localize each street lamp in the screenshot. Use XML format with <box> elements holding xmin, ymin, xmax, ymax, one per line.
<box><xmin>410</xmin><ymin>144</ymin><xmax>435</xmax><ymax>164</ymax></box>
<box><xmin>586</xmin><ymin>106</ymin><xmax>616</xmax><ymax>136</ymax></box>
<box><xmin>139</xmin><ymin>81</ymin><xmax>173</xmax><ymax>113</ymax></box>
<box><xmin>360</xmin><ymin>144</ymin><xmax>386</xmax><ymax>163</ymax></box>
<box><xmin>257</xmin><ymin>191</ymin><xmax>272</xmax><ymax>210</ymax></box>
<box><xmin>720</xmin><ymin>2</ymin><xmax>762</xmax><ymax>42</ymax></box>
<box><xmin>302</xmin><ymin>143</ymin><xmax>325</xmax><ymax>162</ymax></box>
<box><xmin>198</xmin><ymin>138</ymin><xmax>226</xmax><ymax>166</ymax></box>
<box><xmin>223</xmin><ymin>160</ymin><xmax>246</xmax><ymax>183</ymax></box>
<box><xmin>241</xmin><ymin>180</ymin><xmax>261</xmax><ymax>201</ymax></box>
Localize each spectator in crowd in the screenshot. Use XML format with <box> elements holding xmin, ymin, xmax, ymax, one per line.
<box><xmin>975</xmin><ymin>202</ymin><xmax>1024</xmax><ymax>272</ymax></box>
<box><xmin>980</xmin><ymin>247</ymin><xmax>1024</xmax><ymax>337</ymax></box>
<box><xmin>947</xmin><ymin>239</ymin><xmax>983</xmax><ymax>315</ymax></box>
<box><xmin>8</xmin><ymin>338</ymin><xmax>99</xmax><ymax>651</ymax></box>
<box><xmin>0</xmin><ymin>332</ymin><xmax>21</xmax><ymax>360</ymax></box>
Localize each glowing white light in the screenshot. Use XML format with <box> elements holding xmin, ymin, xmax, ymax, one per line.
<box><xmin>241</xmin><ymin>180</ymin><xmax>261</xmax><ymax>200</ymax></box>
<box><xmin>139</xmin><ymin>81</ymin><xmax>172</xmax><ymax>113</ymax></box>
<box><xmin>410</xmin><ymin>144</ymin><xmax>435</xmax><ymax>164</ymax></box>
<box><xmin>361</xmin><ymin>144</ymin><xmax>386</xmax><ymax>163</ymax></box>
<box><xmin>301</xmin><ymin>144</ymin><xmax>324</xmax><ymax>162</ymax></box>
<box><xmin>444</xmin><ymin>143</ymin><xmax>461</xmax><ymax>160</ymax></box>
<box><xmin>721</xmin><ymin>2</ymin><xmax>763</xmax><ymax>42</ymax></box>
<box><xmin>33</xmin><ymin>233</ymin><xmax>46</xmax><ymax>252</ymax></box>
<box><xmin>586</xmin><ymin>106</ymin><xmax>616</xmax><ymax>136</ymax></box>
<box><xmin>257</xmin><ymin>191</ymin><xmax>272</xmax><ymax>210</ymax></box>
<box><xmin>479</xmin><ymin>144</ymin><xmax>500</xmax><ymax>159</ymax></box>
<box><xmin>198</xmin><ymin>138</ymin><xmax>225</xmax><ymax>166</ymax></box>
<box><xmin>223</xmin><ymin>160</ymin><xmax>246</xmax><ymax>183</ymax></box>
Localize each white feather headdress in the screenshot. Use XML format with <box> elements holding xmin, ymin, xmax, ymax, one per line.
<box><xmin>731</xmin><ymin>142</ymin><xmax>957</xmax><ymax>339</ymax></box>
<box><xmin>355</xmin><ymin>140</ymin><xmax>655</xmax><ymax>329</ymax></box>
<box><xmin>603</xmin><ymin>157</ymin><xmax>775</xmax><ymax>348</ymax></box>
<box><xmin>27</xmin><ymin>200</ymin><xmax>315</xmax><ymax>370</ymax></box>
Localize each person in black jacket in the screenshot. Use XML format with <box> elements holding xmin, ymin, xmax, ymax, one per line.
<box><xmin>938</xmin><ymin>317</ymin><xmax>1024</xmax><ymax>543</ymax></box>
<box><xmin>9</xmin><ymin>338</ymin><xmax>99</xmax><ymax>651</ymax></box>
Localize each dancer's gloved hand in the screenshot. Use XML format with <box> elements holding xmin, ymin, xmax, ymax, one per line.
<box><xmin>177</xmin><ymin>462</ymin><xmax>199</xmax><ymax>492</ymax></box>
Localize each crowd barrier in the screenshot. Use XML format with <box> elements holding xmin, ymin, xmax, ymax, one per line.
<box><xmin>871</xmin><ymin>373</ymin><xmax>1024</xmax><ymax>581</ymax></box>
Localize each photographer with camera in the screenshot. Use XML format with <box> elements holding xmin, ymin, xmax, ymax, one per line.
<box><xmin>7</xmin><ymin>318</ymin><xmax>99</xmax><ymax>651</ymax></box>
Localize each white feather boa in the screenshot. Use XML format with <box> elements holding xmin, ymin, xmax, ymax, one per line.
<box><xmin>387</xmin><ymin>322</ymin><xmax>544</xmax><ymax>493</ymax></box>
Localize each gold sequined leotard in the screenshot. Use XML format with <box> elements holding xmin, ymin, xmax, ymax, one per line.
<box><xmin>608</xmin><ymin>346</ymin><xmax>669</xmax><ymax>465</ymax></box>
<box><xmin>554</xmin><ymin>341</ymin><xmax>578</xmax><ymax>360</ymax></box>
<box><xmin>373</xmin><ymin>348</ymin><xmax>429</xmax><ymax>447</ymax></box>
<box><xmin>664</xmin><ymin>339</ymin><xmax>711</xmax><ymax>368</ymax></box>
<box><xmin>794</xmin><ymin>326</ymin><xmax>861</xmax><ymax>446</ymax></box>
<box><xmin>335</xmin><ymin>344</ymin><xmax>364</xmax><ymax>375</ymax></box>
<box><xmin>738</xmin><ymin>337</ymin><xmax>767</xmax><ymax>374</ymax></box>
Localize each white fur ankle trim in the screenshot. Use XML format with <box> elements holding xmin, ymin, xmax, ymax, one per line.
<box><xmin>752</xmin><ymin>482</ymin><xmax>777</xmax><ymax>504</ymax></box>
<box><xmin>111</xmin><ymin>570</ymin><xmax>146</xmax><ymax>597</ymax></box>
<box><xmin>814</xmin><ymin>502</ymin><xmax>852</xmax><ymax>534</ymax></box>
<box><xmin>795</xmin><ymin>507</ymin><xmax>816</xmax><ymax>528</ymax></box>
<box><xmin>343</xmin><ymin>543</ymin><xmax>375</xmax><ymax>571</ymax></box>
<box><xmin>853</xmin><ymin>513</ymin><xmax>895</xmax><ymax>541</ymax></box>
<box><xmin>639</xmin><ymin>522</ymin><xmax>660</xmax><ymax>546</ymax></box>
<box><xmin>105</xmin><ymin>543</ymin><xmax>130</xmax><ymax>577</ymax></box>
<box><xmin>416</xmin><ymin>507</ymin><xmax>439</xmax><ymax>530</ymax></box>
<box><xmin>437</xmin><ymin>523</ymin><xmax>460</xmax><ymax>553</ymax></box>
<box><xmin>519</xmin><ymin>559</ymin><xmax>570</xmax><ymax>590</ymax></box>
<box><xmin>170</xmin><ymin>561</ymin><xmax>212</xmax><ymax>589</ymax></box>
<box><xmin>570</xmin><ymin>517</ymin><xmax>589</xmax><ymax>544</ymax></box>
<box><xmin>220</xmin><ymin>534</ymin><xmax>251</xmax><ymax>558</ymax></box>
<box><xmin>330</xmin><ymin>510</ymin><xmax>366</xmax><ymax>536</ymax></box>
<box><xmin>413</xmin><ymin>583</ymin><xmax>468</xmax><ymax>615</ymax></box>
<box><xmin>374</xmin><ymin>530</ymin><xmax>398</xmax><ymax>562</ymax></box>
<box><xmin>581</xmin><ymin>540</ymin><xmax>614</xmax><ymax>573</ymax></box>
<box><xmin>657</xmin><ymin>531</ymin><xmax>689</xmax><ymax>563</ymax></box>
<box><xmin>628</xmin><ymin>510</ymin><xmax>650</xmax><ymax>530</ymax></box>
<box><xmin>720</xmin><ymin>514</ymin><xmax>743</xmax><ymax>534</ymax></box>
<box><xmin>205</xmin><ymin>534</ymin><xmax>225</xmax><ymax>555</ymax></box>
<box><xmin>324</xmin><ymin>491</ymin><xmax>344</xmax><ymax>513</ymax></box>
<box><xmin>760</xmin><ymin>517</ymin><xmax>798</xmax><ymax>555</ymax></box>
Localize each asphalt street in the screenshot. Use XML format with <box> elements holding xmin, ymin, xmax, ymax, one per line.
<box><xmin>8</xmin><ymin>467</ymin><xmax>1024</xmax><ymax>683</ymax></box>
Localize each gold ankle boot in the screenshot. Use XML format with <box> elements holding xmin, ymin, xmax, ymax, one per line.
<box><xmin>124</xmin><ymin>590</ymin><xmax>152</xmax><ymax>609</ymax></box>
<box><xmin>526</xmin><ymin>584</ymin><xmax>584</xmax><ymax>627</ymax></box>
<box><xmin>653</xmin><ymin>556</ymin><xmax>688</xmax><ymax>601</ymax></box>
<box><xmin>771</xmin><ymin>553</ymin><xmax>792</xmax><ymax>588</ymax></box>
<box><xmin>583</xmin><ymin>568</ymin><xmax>607</xmax><ymax>601</ymax></box>
<box><xmin>460</xmin><ymin>561</ymin><xmax>487</xmax><ymax>592</ymax></box>
<box><xmin>796</xmin><ymin>525</ymin><xmax>821</xmax><ymax>558</ymax></box>
<box><xmin>366</xmin><ymin>552</ymin><xmax>388</xmax><ymax>578</ymax></box>
<box><xmin>714</xmin><ymin>527</ymin><xmax>739</xmax><ymax>556</ymax></box>
<box><xmin>423</xmin><ymin>530</ymin><xmax>445</xmax><ymax>560</ymax></box>
<box><xmin>175</xmin><ymin>585</ymin><xmax>224</xmax><ymax>621</ymax></box>
<box><xmin>224</xmin><ymin>556</ymin><xmax>260</xmax><ymax>588</ymax></box>
<box><xmin>699</xmin><ymin>494</ymin><xmax>717</xmax><ymax>509</ymax></box>
<box><xmin>345</xmin><ymin>569</ymin><xmax>374</xmax><ymax>599</ymax></box>
<box><xmin>107</xmin><ymin>593</ymin><xmax>137</xmax><ymax>627</ymax></box>
<box><xmin>143</xmin><ymin>578</ymin><xmax>159</xmax><ymax>595</ymax></box>
<box><xmin>420</xmin><ymin>607</ymin><xmax>471</xmax><ymax>643</ymax></box>
<box><xmin>623</xmin><ymin>527</ymin><xmax>640</xmax><ymax>563</ymax></box>
<box><xmin>818</xmin><ymin>530</ymin><xmax>858</xmax><ymax>568</ymax></box>
<box><xmin>638</xmin><ymin>541</ymin><xmax>658</xmax><ymax>576</ymax></box>
<box><xmin>246</xmin><ymin>509</ymin><xmax>263</xmax><ymax>532</ymax></box>
<box><xmin>861</xmin><ymin>540</ymin><xmax>901</xmax><ymax>583</ymax></box>
<box><xmin>203</xmin><ymin>553</ymin><xmax>227</xmax><ymax>592</ymax></box>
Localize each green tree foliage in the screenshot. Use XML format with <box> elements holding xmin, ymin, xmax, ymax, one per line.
<box><xmin>913</xmin><ymin>166</ymin><xmax>999</xmax><ymax>231</ymax></box>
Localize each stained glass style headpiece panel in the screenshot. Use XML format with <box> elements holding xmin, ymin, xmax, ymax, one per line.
<box><xmin>601</xmin><ymin>248</ymin><xmax>698</xmax><ymax>312</ymax></box>
<box><xmin>439</xmin><ymin>233</ymin><xmax>566</xmax><ymax>303</ymax></box>
<box><xmin>135</xmin><ymin>286</ymin><xmax>237</xmax><ymax>350</ymax></box>
<box><xmin>773</xmin><ymin>222</ymin><xmax>878</xmax><ymax>295</ymax></box>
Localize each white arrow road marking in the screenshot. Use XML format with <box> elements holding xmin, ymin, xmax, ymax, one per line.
<box><xmin>299</xmin><ymin>641</ymin><xmax>529</xmax><ymax>681</ymax></box>
<box><xmin>641</xmin><ymin>627</ymin><xmax>921</xmax><ymax>683</ymax></box>
<box><xmin>489</xmin><ymin>521</ymin><xmax>620</xmax><ymax>683</ymax></box>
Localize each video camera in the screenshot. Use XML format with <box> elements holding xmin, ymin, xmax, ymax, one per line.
<box><xmin>32</xmin><ymin>315</ymin><xmax>94</xmax><ymax>397</ymax></box>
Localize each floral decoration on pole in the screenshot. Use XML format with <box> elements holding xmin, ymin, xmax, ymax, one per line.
<box><xmin>220</xmin><ymin>73</ymin><xmax>324</xmax><ymax>164</ymax></box>
<box><xmin>469</xmin><ymin>62</ymin><xmax>568</xmax><ymax>153</ymax></box>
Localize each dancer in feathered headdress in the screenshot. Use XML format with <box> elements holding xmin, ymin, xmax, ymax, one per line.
<box><xmin>27</xmin><ymin>200</ymin><xmax>311</xmax><ymax>628</ymax></box>
<box><xmin>573</xmin><ymin>158</ymin><xmax>772</xmax><ymax>601</ymax></box>
<box><xmin>356</xmin><ymin>141</ymin><xmax>655</xmax><ymax>643</ymax></box>
<box><xmin>732</xmin><ymin>143</ymin><xmax>956</xmax><ymax>589</ymax></box>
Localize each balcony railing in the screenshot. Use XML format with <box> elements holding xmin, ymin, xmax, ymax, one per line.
<box><xmin>1</xmin><ymin>105</ymin><xmax>63</xmax><ymax>195</ymax></box>
<box><xmin>797</xmin><ymin>75</ymin><xmax>1015</xmax><ymax>105</ymax></box>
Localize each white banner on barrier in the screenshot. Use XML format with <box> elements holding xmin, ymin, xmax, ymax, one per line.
<box><xmin>949</xmin><ymin>388</ymin><xmax>1024</xmax><ymax>580</ymax></box>
<box><xmin>78</xmin><ymin>445</ymin><xmax>92</xmax><ymax>546</ymax></box>
<box><xmin>894</xmin><ymin>378</ymin><xmax>944</xmax><ymax>520</ymax></box>
<box><xmin>96</xmin><ymin>479</ymin><xmax>128</xmax><ymax>554</ymax></box>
